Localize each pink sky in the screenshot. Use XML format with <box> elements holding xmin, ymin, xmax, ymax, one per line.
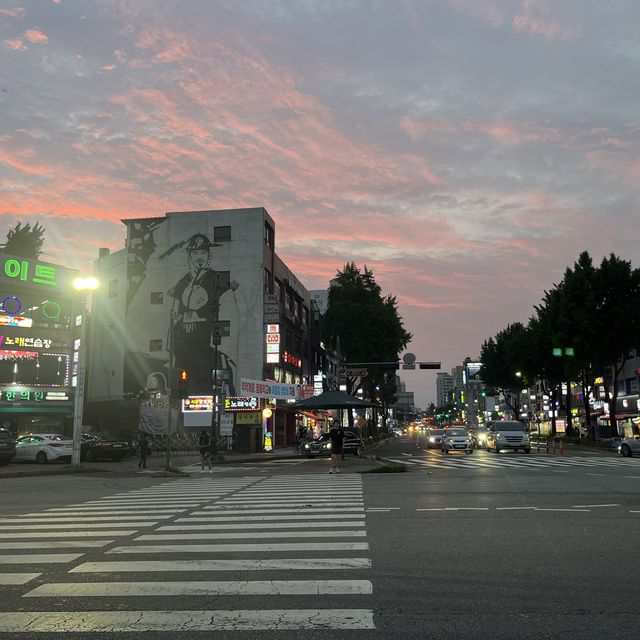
<box><xmin>1</xmin><ymin>0</ymin><xmax>639</xmax><ymax>405</ymax></box>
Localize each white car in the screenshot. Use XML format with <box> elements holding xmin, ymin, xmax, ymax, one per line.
<box><xmin>441</xmin><ymin>427</ymin><xmax>474</xmax><ymax>454</ymax></box>
<box><xmin>618</xmin><ymin>437</ymin><xmax>640</xmax><ymax>458</ymax></box>
<box><xmin>15</xmin><ymin>433</ymin><xmax>73</xmax><ymax>464</ymax></box>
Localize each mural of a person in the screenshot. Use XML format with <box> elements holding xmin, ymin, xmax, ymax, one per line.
<box><xmin>165</xmin><ymin>233</ymin><xmax>238</xmax><ymax>395</ymax></box>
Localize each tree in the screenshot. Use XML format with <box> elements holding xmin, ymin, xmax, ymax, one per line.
<box><xmin>2</xmin><ymin>221</ymin><xmax>45</xmax><ymax>258</ymax></box>
<box><xmin>479</xmin><ymin>323</ymin><xmax>530</xmax><ymax>418</ymax></box>
<box><xmin>321</xmin><ymin>263</ymin><xmax>412</xmax><ymax>425</ymax></box>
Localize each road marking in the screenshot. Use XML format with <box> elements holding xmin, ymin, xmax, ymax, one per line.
<box><xmin>415</xmin><ymin>508</ymin><xmax>488</xmax><ymax>511</ymax></box>
<box><xmin>0</xmin><ymin>609</ymin><xmax>376</xmax><ymax>631</ymax></box>
<box><xmin>135</xmin><ymin>530</ymin><xmax>366</xmax><ymax>541</ymax></box>
<box><xmin>191</xmin><ymin>508</ymin><xmax>364</xmax><ymax>516</ymax></box>
<box><xmin>160</xmin><ymin>520</ymin><xmax>366</xmax><ymax>531</ymax></box>
<box><xmin>174</xmin><ymin>514</ymin><xmax>365</xmax><ymax>522</ymax></box>
<box><xmin>0</xmin><ymin>515</ymin><xmax>172</xmax><ymax>523</ymax></box>
<box><xmin>25</xmin><ymin>579</ymin><xmax>374</xmax><ymax>597</ymax></box>
<box><xmin>71</xmin><ymin>558</ymin><xmax>373</xmax><ymax>573</ymax></box>
<box><xmin>108</xmin><ymin>542</ymin><xmax>369</xmax><ymax>554</ymax></box>
<box><xmin>0</xmin><ymin>522</ymin><xmax>157</xmax><ymax>530</ymax></box>
<box><xmin>624</xmin><ymin>476</ymin><xmax>640</xmax><ymax>479</ymax></box>
<box><xmin>586</xmin><ymin>473</ymin><xmax>605</xmax><ymax>476</ymax></box>
<box><xmin>0</xmin><ymin>530</ymin><xmax>137</xmax><ymax>539</ymax></box>
<box><xmin>0</xmin><ymin>554</ymin><xmax>84</xmax><ymax>564</ymax></box>
<box><xmin>571</xmin><ymin>504</ymin><xmax>620</xmax><ymax>508</ymax></box>
<box><xmin>0</xmin><ymin>573</ymin><xmax>41</xmax><ymax>585</ymax></box>
<box><xmin>496</xmin><ymin>507</ymin><xmax>536</xmax><ymax>510</ymax></box>
<box><xmin>0</xmin><ymin>540</ymin><xmax>113</xmax><ymax>550</ymax></box>
<box><xmin>629</xmin><ymin>510</ymin><xmax>640</xmax><ymax>513</ymax></box>
<box><xmin>41</xmin><ymin>509</ymin><xmax>184</xmax><ymax>516</ymax></box>
<box><xmin>533</xmin><ymin>508</ymin><xmax>590</xmax><ymax>512</ymax></box>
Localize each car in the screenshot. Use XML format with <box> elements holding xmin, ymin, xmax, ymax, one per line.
<box><xmin>472</xmin><ymin>428</ymin><xmax>488</xmax><ymax>449</ymax></box>
<box><xmin>426</xmin><ymin>428</ymin><xmax>446</xmax><ymax>449</ymax></box>
<box><xmin>304</xmin><ymin>434</ymin><xmax>333</xmax><ymax>457</ymax></box>
<box><xmin>81</xmin><ymin>433</ymin><xmax>129</xmax><ymax>462</ymax></box>
<box><xmin>441</xmin><ymin>427</ymin><xmax>474</xmax><ymax>454</ymax></box>
<box><xmin>486</xmin><ymin>420</ymin><xmax>530</xmax><ymax>453</ymax></box>
<box><xmin>14</xmin><ymin>433</ymin><xmax>73</xmax><ymax>464</ymax></box>
<box><xmin>618</xmin><ymin>436</ymin><xmax>640</xmax><ymax>457</ymax></box>
<box><xmin>303</xmin><ymin>429</ymin><xmax>362</xmax><ymax>458</ymax></box>
<box><xmin>0</xmin><ymin>428</ymin><xmax>16</xmax><ymax>465</ymax></box>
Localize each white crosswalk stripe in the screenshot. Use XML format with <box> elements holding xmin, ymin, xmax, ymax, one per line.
<box><xmin>1</xmin><ymin>473</ymin><xmax>376</xmax><ymax>634</ymax></box>
<box><xmin>388</xmin><ymin>454</ymin><xmax>631</xmax><ymax>471</ymax></box>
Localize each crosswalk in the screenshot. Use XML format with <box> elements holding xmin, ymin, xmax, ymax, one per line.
<box><xmin>0</xmin><ymin>473</ymin><xmax>375</xmax><ymax>634</ymax></box>
<box><xmin>387</xmin><ymin>453</ymin><xmax>634</xmax><ymax>471</ymax></box>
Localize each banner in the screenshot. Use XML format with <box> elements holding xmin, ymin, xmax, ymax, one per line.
<box><xmin>240</xmin><ymin>377</ymin><xmax>296</xmax><ymax>399</ymax></box>
<box><xmin>138</xmin><ymin>398</ymin><xmax>178</xmax><ymax>434</ymax></box>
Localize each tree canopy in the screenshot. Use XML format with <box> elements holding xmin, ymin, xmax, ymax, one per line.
<box><xmin>2</xmin><ymin>221</ymin><xmax>46</xmax><ymax>259</ymax></box>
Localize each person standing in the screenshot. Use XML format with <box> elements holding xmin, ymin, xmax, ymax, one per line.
<box><xmin>327</xmin><ymin>422</ymin><xmax>345</xmax><ymax>474</ymax></box>
<box><xmin>138</xmin><ymin>432</ymin><xmax>149</xmax><ymax>469</ymax></box>
<box><xmin>199</xmin><ymin>429</ymin><xmax>212</xmax><ymax>473</ymax></box>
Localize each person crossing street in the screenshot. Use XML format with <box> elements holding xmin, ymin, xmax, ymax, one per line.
<box><xmin>327</xmin><ymin>421</ymin><xmax>345</xmax><ymax>474</ymax></box>
<box><xmin>199</xmin><ymin>429</ymin><xmax>212</xmax><ymax>473</ymax></box>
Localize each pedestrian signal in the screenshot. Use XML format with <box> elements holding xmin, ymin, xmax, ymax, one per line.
<box><xmin>178</xmin><ymin>369</ymin><xmax>189</xmax><ymax>399</ymax></box>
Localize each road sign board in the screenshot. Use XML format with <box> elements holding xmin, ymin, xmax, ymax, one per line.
<box><xmin>344</xmin><ymin>368</ymin><xmax>368</xmax><ymax>377</ymax></box>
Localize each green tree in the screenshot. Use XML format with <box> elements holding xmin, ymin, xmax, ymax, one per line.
<box><xmin>2</xmin><ymin>221</ymin><xmax>46</xmax><ymax>258</ymax></box>
<box><xmin>321</xmin><ymin>263</ymin><xmax>412</xmax><ymax>426</ymax></box>
<box><xmin>479</xmin><ymin>323</ymin><xmax>530</xmax><ymax>417</ymax></box>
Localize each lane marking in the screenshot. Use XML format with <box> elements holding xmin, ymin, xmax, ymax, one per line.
<box><xmin>0</xmin><ymin>522</ymin><xmax>157</xmax><ymax>530</ymax></box>
<box><xmin>0</xmin><ymin>573</ymin><xmax>41</xmax><ymax>585</ymax></box>
<box><xmin>25</xmin><ymin>580</ymin><xmax>374</xmax><ymax>598</ymax></box>
<box><xmin>174</xmin><ymin>514</ymin><xmax>365</xmax><ymax>522</ymax></box>
<box><xmin>0</xmin><ymin>609</ymin><xmax>376</xmax><ymax>631</ymax></box>
<box><xmin>71</xmin><ymin>558</ymin><xmax>373</xmax><ymax>573</ymax></box>
<box><xmin>108</xmin><ymin>542</ymin><xmax>369</xmax><ymax>554</ymax></box>
<box><xmin>159</xmin><ymin>521</ymin><xmax>366</xmax><ymax>531</ymax></box>
<box><xmin>0</xmin><ymin>554</ymin><xmax>84</xmax><ymax>564</ymax></box>
<box><xmin>495</xmin><ymin>507</ymin><xmax>536</xmax><ymax>510</ymax></box>
<box><xmin>533</xmin><ymin>508</ymin><xmax>590</xmax><ymax>512</ymax></box>
<box><xmin>135</xmin><ymin>530</ymin><xmax>366</xmax><ymax>541</ymax></box>
<box><xmin>0</xmin><ymin>540</ymin><xmax>113</xmax><ymax>550</ymax></box>
<box><xmin>0</xmin><ymin>530</ymin><xmax>137</xmax><ymax>539</ymax></box>
<box><xmin>571</xmin><ymin>504</ymin><xmax>620</xmax><ymax>508</ymax></box>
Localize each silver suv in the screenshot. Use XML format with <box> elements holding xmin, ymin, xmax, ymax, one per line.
<box><xmin>486</xmin><ymin>421</ymin><xmax>530</xmax><ymax>454</ymax></box>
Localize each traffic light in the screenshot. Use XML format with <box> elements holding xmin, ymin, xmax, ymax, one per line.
<box><xmin>178</xmin><ymin>369</ymin><xmax>189</xmax><ymax>399</ymax></box>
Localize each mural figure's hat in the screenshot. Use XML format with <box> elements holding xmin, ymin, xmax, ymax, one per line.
<box><xmin>185</xmin><ymin>233</ymin><xmax>221</xmax><ymax>251</ymax></box>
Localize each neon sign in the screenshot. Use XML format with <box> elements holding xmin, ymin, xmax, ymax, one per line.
<box><xmin>2</xmin><ymin>257</ymin><xmax>58</xmax><ymax>287</ymax></box>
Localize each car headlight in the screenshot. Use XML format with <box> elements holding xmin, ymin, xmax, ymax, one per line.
<box><xmin>429</xmin><ymin>437</ymin><xmax>435</xmax><ymax>443</ymax></box>
<box><xmin>304</xmin><ymin>444</ymin><xmax>310</xmax><ymax>449</ymax></box>
<box><xmin>327</xmin><ymin>443</ymin><xmax>331</xmax><ymax>449</ymax></box>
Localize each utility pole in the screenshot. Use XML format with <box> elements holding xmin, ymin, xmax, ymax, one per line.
<box><xmin>210</xmin><ymin>326</ymin><xmax>222</xmax><ymax>462</ymax></box>
<box><xmin>164</xmin><ymin>314</ymin><xmax>174</xmax><ymax>471</ymax></box>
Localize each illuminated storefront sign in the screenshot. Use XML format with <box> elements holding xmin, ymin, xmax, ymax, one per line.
<box><xmin>182</xmin><ymin>396</ymin><xmax>214</xmax><ymax>412</ymax></box>
<box><xmin>283</xmin><ymin>351</ymin><xmax>302</xmax><ymax>368</ymax></box>
<box><xmin>240</xmin><ymin>378</ymin><xmax>296</xmax><ymax>400</ymax></box>
<box><xmin>0</xmin><ymin>389</ymin><xmax>70</xmax><ymax>402</ymax></box>
<box><xmin>0</xmin><ymin>335</ymin><xmax>59</xmax><ymax>349</ymax></box>
<box><xmin>0</xmin><ymin>351</ymin><xmax>70</xmax><ymax>387</ymax></box>
<box><xmin>1</xmin><ymin>257</ymin><xmax>59</xmax><ymax>287</ymax></box>
<box><xmin>225</xmin><ymin>396</ymin><xmax>259</xmax><ymax>412</ymax></box>
<box><xmin>236</xmin><ymin>411</ymin><xmax>261</xmax><ymax>425</ymax></box>
<box><xmin>265</xmin><ymin>323</ymin><xmax>280</xmax><ymax>365</ymax></box>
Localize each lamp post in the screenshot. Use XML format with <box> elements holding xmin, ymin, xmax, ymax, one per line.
<box><xmin>553</xmin><ymin>347</ymin><xmax>575</xmax><ymax>436</ymax></box>
<box><xmin>71</xmin><ymin>276</ymin><xmax>99</xmax><ymax>468</ymax></box>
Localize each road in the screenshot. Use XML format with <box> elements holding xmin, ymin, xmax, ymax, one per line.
<box><xmin>1</xmin><ymin>438</ymin><xmax>639</xmax><ymax>639</ymax></box>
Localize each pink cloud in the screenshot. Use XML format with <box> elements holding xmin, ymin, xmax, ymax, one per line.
<box><xmin>0</xmin><ymin>7</ymin><xmax>26</xmax><ymax>17</ymax></box>
<box><xmin>3</xmin><ymin>38</ymin><xmax>26</xmax><ymax>51</ymax></box>
<box><xmin>100</xmin><ymin>64</ymin><xmax>117</xmax><ymax>73</ymax></box>
<box><xmin>24</xmin><ymin>29</ymin><xmax>48</xmax><ymax>44</ymax></box>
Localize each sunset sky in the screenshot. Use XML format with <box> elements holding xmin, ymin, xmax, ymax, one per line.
<box><xmin>2</xmin><ymin>1</ymin><xmax>639</xmax><ymax>406</ymax></box>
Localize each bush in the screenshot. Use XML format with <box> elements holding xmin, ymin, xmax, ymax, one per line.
<box><xmin>367</xmin><ymin>463</ymin><xmax>407</xmax><ymax>473</ymax></box>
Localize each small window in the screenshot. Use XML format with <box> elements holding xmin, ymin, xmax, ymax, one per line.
<box><xmin>108</xmin><ymin>279</ymin><xmax>118</xmax><ymax>298</ymax></box>
<box><xmin>264</xmin><ymin>269</ymin><xmax>272</xmax><ymax>294</ymax></box>
<box><xmin>149</xmin><ymin>339</ymin><xmax>162</xmax><ymax>352</ymax></box>
<box><xmin>214</xmin><ymin>226</ymin><xmax>231</xmax><ymax>243</ymax></box>
<box><xmin>274</xmin><ymin>279</ymin><xmax>282</xmax><ymax>303</ymax></box>
<box><xmin>150</xmin><ymin>292</ymin><xmax>163</xmax><ymax>304</ymax></box>
<box><xmin>264</xmin><ymin>222</ymin><xmax>274</xmax><ymax>248</ymax></box>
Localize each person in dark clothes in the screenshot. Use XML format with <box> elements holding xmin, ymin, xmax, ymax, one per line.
<box><xmin>138</xmin><ymin>432</ymin><xmax>149</xmax><ymax>469</ymax></box>
<box><xmin>327</xmin><ymin>422</ymin><xmax>345</xmax><ymax>474</ymax></box>
<box><xmin>199</xmin><ymin>429</ymin><xmax>212</xmax><ymax>473</ymax></box>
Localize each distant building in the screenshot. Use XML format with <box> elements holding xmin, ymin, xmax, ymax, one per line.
<box><xmin>436</xmin><ymin>372</ymin><xmax>455</xmax><ymax>407</ymax></box>
<box><xmin>395</xmin><ymin>375</ymin><xmax>415</xmax><ymax>421</ymax></box>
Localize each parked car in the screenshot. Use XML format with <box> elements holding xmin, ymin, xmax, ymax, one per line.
<box><xmin>14</xmin><ymin>433</ymin><xmax>73</xmax><ymax>464</ymax></box>
<box><xmin>426</xmin><ymin>428</ymin><xmax>446</xmax><ymax>449</ymax></box>
<box><xmin>303</xmin><ymin>429</ymin><xmax>362</xmax><ymax>458</ymax></box>
<box><xmin>486</xmin><ymin>421</ymin><xmax>531</xmax><ymax>453</ymax></box>
<box><xmin>0</xmin><ymin>427</ymin><xmax>16</xmax><ymax>465</ymax></box>
<box><xmin>618</xmin><ymin>437</ymin><xmax>640</xmax><ymax>457</ymax></box>
<box><xmin>441</xmin><ymin>427</ymin><xmax>474</xmax><ymax>454</ymax></box>
<box><xmin>81</xmin><ymin>433</ymin><xmax>128</xmax><ymax>462</ymax></box>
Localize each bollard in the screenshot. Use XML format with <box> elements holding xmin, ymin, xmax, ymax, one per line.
<box><xmin>551</xmin><ymin>440</ymin><xmax>556</xmax><ymax>456</ymax></box>
<box><xmin>560</xmin><ymin>440</ymin><xmax>564</xmax><ymax>456</ymax></box>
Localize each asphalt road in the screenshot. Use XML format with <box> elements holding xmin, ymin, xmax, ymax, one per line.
<box><xmin>1</xmin><ymin>437</ymin><xmax>639</xmax><ymax>639</ymax></box>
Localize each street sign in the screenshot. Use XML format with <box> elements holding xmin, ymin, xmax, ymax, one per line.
<box><xmin>344</xmin><ymin>368</ymin><xmax>368</xmax><ymax>377</ymax></box>
<box><xmin>263</xmin><ymin>313</ymin><xmax>279</xmax><ymax>323</ymax></box>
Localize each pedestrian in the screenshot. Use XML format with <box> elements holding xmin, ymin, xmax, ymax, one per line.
<box><xmin>327</xmin><ymin>421</ymin><xmax>345</xmax><ymax>474</ymax></box>
<box><xmin>138</xmin><ymin>432</ymin><xmax>149</xmax><ymax>469</ymax></box>
<box><xmin>199</xmin><ymin>429</ymin><xmax>212</xmax><ymax>473</ymax></box>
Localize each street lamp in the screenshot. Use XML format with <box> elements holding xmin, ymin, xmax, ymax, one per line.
<box><xmin>553</xmin><ymin>346</ymin><xmax>575</xmax><ymax>436</ymax></box>
<box><xmin>71</xmin><ymin>276</ymin><xmax>99</xmax><ymax>468</ymax></box>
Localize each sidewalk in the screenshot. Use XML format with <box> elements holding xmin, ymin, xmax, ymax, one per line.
<box><xmin>0</xmin><ymin>443</ymin><xmax>388</xmax><ymax>478</ymax></box>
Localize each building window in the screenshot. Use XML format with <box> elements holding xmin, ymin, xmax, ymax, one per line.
<box><xmin>295</xmin><ymin>299</ymin><xmax>301</xmax><ymax>319</ymax></box>
<box><xmin>108</xmin><ymin>279</ymin><xmax>118</xmax><ymax>298</ymax></box>
<box><xmin>214</xmin><ymin>226</ymin><xmax>231</xmax><ymax>243</ymax></box>
<box><xmin>274</xmin><ymin>279</ymin><xmax>282</xmax><ymax>303</ymax></box>
<box><xmin>149</xmin><ymin>339</ymin><xmax>162</xmax><ymax>352</ymax></box>
<box><xmin>264</xmin><ymin>269</ymin><xmax>272</xmax><ymax>294</ymax></box>
<box><xmin>302</xmin><ymin>306</ymin><xmax>309</xmax><ymax>325</ymax></box>
<box><xmin>264</xmin><ymin>222</ymin><xmax>274</xmax><ymax>248</ymax></box>
<box><xmin>150</xmin><ymin>292</ymin><xmax>163</xmax><ymax>304</ymax></box>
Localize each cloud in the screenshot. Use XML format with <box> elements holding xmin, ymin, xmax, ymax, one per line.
<box><xmin>3</xmin><ymin>38</ymin><xmax>26</xmax><ymax>51</ymax></box>
<box><xmin>24</xmin><ymin>29</ymin><xmax>48</xmax><ymax>44</ymax></box>
<box><xmin>0</xmin><ymin>7</ymin><xmax>26</xmax><ymax>18</ymax></box>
